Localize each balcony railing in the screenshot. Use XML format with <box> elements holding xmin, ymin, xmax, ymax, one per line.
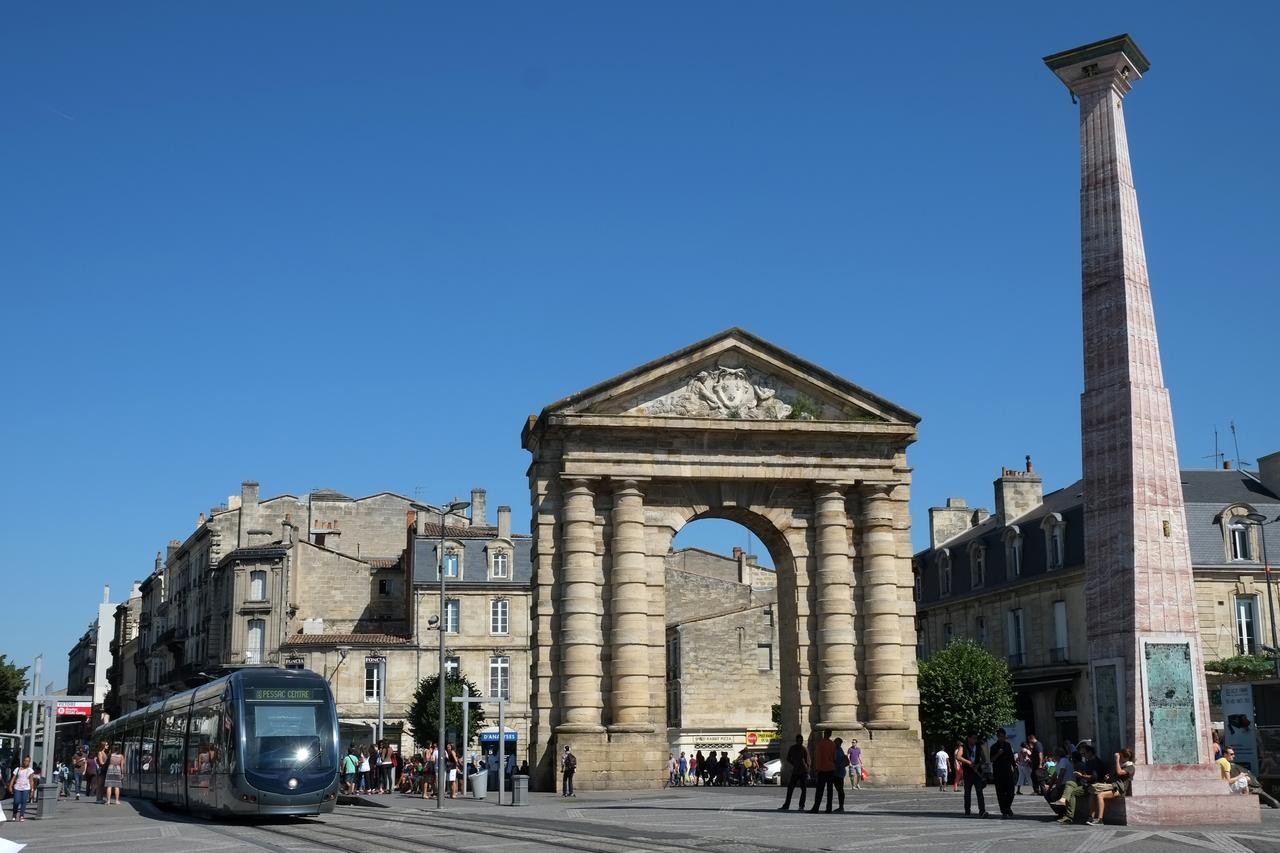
<box><xmin>1050</xmin><ymin>646</ymin><xmax>1069</xmax><ymax>663</ymax></box>
<box><xmin>1007</xmin><ymin>652</ymin><xmax>1025</xmax><ymax>667</ymax></box>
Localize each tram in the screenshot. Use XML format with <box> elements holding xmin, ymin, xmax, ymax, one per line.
<box><xmin>94</xmin><ymin>667</ymin><xmax>339</xmax><ymax>816</ymax></box>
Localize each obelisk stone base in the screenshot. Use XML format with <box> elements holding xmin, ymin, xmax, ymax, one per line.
<box><xmin>1108</xmin><ymin>765</ymin><xmax>1260</xmax><ymax>826</ymax></box>
<box><xmin>862</xmin><ymin>725</ymin><xmax>925</xmax><ymax>787</ymax></box>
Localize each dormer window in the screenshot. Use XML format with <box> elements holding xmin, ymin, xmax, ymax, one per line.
<box><xmin>1229</xmin><ymin>520</ymin><xmax>1253</xmax><ymax>562</ymax></box>
<box><xmin>1042</xmin><ymin>514</ymin><xmax>1066</xmax><ymax>570</ymax></box>
<box><xmin>939</xmin><ymin>551</ymin><xmax>952</xmax><ymax>597</ymax></box>
<box><xmin>442</xmin><ymin>548</ymin><xmax>461</xmax><ymax>579</ymax></box>
<box><xmin>491</xmin><ymin>550</ymin><xmax>510</xmax><ymax>579</ymax></box>
<box><xmin>970</xmin><ymin>544</ymin><xmax>986</xmax><ymax>589</ymax></box>
<box><xmin>1005</xmin><ymin>527</ymin><xmax>1023</xmax><ymax>577</ymax></box>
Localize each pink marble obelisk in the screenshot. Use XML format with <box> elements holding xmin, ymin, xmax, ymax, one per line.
<box><xmin>1044</xmin><ymin>35</ymin><xmax>1258</xmax><ymax>825</ymax></box>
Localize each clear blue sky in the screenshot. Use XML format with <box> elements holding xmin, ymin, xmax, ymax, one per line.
<box><xmin>2</xmin><ymin>2</ymin><xmax>1276</xmax><ymax>685</ymax></box>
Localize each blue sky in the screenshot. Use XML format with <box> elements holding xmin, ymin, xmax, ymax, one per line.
<box><xmin>2</xmin><ymin>2</ymin><xmax>1276</xmax><ymax>684</ymax></box>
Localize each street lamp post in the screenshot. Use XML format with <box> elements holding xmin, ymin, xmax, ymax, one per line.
<box><xmin>1243</xmin><ymin>512</ymin><xmax>1278</xmax><ymax>678</ymax></box>
<box><xmin>436</xmin><ymin>499</ymin><xmax>470</xmax><ymax>810</ymax></box>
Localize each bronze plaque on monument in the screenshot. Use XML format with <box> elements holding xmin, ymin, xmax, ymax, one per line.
<box><xmin>1143</xmin><ymin>642</ymin><xmax>1199</xmax><ymax>764</ymax></box>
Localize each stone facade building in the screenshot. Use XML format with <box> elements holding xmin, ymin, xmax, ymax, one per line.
<box><xmin>104</xmin><ymin>581</ymin><xmax>143</xmax><ymax>718</ymax></box>
<box><xmin>67</xmin><ymin>585</ymin><xmax>121</xmax><ymax>714</ymax></box>
<box><xmin>112</xmin><ymin>481</ymin><xmax>532</xmax><ymax>756</ymax></box>
<box><xmin>915</xmin><ymin>453</ymin><xmax>1280</xmax><ymax>753</ymax></box>
<box><xmin>665</xmin><ymin>547</ymin><xmax>780</xmax><ymax>759</ymax></box>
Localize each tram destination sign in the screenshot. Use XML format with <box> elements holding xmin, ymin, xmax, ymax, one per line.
<box><xmin>246</xmin><ymin>687</ymin><xmax>326</xmax><ymax>702</ymax></box>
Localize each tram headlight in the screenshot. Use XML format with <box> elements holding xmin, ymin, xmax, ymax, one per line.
<box><xmin>288</xmin><ymin>778</ymin><xmax>299</xmax><ymax>790</ymax></box>
<box><xmin>295</xmin><ymin>747</ymin><xmax>311</xmax><ymax>761</ymax></box>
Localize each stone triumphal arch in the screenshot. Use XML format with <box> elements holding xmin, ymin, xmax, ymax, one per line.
<box><xmin>522</xmin><ymin>329</ymin><xmax>924</xmax><ymax>789</ymax></box>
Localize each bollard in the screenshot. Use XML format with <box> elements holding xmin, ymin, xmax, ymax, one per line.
<box><xmin>33</xmin><ymin>783</ymin><xmax>60</xmax><ymax>819</ymax></box>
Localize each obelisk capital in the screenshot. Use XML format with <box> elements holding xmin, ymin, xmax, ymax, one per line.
<box><xmin>1043</xmin><ymin>33</ymin><xmax>1150</xmax><ymax>98</ymax></box>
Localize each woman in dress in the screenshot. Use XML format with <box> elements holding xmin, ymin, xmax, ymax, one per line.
<box><xmin>1015</xmin><ymin>742</ymin><xmax>1031</xmax><ymax>795</ymax></box>
<box><xmin>105</xmin><ymin>746</ymin><xmax>125</xmax><ymax>805</ymax></box>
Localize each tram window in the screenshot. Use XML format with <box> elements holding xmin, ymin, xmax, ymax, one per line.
<box><xmin>243</xmin><ymin>700</ymin><xmax>336</xmax><ymax>773</ymax></box>
<box><xmin>162</xmin><ymin>711</ymin><xmax>185</xmax><ymax>776</ymax></box>
<box><xmin>187</xmin><ymin>702</ymin><xmax>221</xmax><ymax>781</ymax></box>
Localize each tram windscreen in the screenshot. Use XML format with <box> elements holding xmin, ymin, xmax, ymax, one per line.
<box><xmin>244</xmin><ymin>693</ymin><xmax>336</xmax><ymax>773</ymax></box>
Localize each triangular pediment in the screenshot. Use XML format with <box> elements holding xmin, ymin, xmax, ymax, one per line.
<box><xmin>538</xmin><ymin>328</ymin><xmax>919</xmax><ymax>425</ymax></box>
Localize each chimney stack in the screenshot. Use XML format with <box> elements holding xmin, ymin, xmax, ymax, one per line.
<box><xmin>470</xmin><ymin>488</ymin><xmax>488</xmax><ymax>527</ymax></box>
<box><xmin>736</xmin><ymin>548</ymin><xmax>750</xmax><ymax>585</ymax></box>
<box><xmin>241</xmin><ymin>480</ymin><xmax>260</xmax><ymax>508</ymax></box>
<box><xmin>497</xmin><ymin>505</ymin><xmax>512</xmax><ymax>540</ymax></box>
<box><xmin>929</xmin><ymin>497</ymin><xmax>978</xmax><ymax>547</ymax></box>
<box><xmin>994</xmin><ymin>457</ymin><xmax>1043</xmax><ymax>525</ymax></box>
<box><xmin>1258</xmin><ymin>451</ymin><xmax>1280</xmax><ymax>496</ymax></box>
<box><xmin>167</xmin><ymin>539</ymin><xmax>181</xmax><ymax>561</ymax></box>
<box><xmin>154</xmin><ymin>551</ymin><xmax>163</xmax><ymax>572</ymax></box>
<box><xmin>102</xmin><ymin>584</ymin><xmax>111</xmax><ymax>604</ymax></box>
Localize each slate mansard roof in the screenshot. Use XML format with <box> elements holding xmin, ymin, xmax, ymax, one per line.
<box><xmin>916</xmin><ymin>469</ymin><xmax>1280</xmax><ymax>606</ymax></box>
<box><xmin>412</xmin><ymin>535</ymin><xmax>533</xmax><ymax>586</ymax></box>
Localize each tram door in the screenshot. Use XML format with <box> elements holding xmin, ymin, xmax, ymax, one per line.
<box><xmin>186</xmin><ymin>700</ymin><xmax>221</xmax><ymax>811</ymax></box>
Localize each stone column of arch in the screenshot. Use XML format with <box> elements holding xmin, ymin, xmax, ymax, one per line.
<box><xmin>814</xmin><ymin>484</ymin><xmax>858</xmax><ymax>729</ymax></box>
<box><xmin>558</xmin><ymin>477</ymin><xmax>605</xmax><ymax>731</ymax></box>
<box><xmin>860</xmin><ymin>483</ymin><xmax>906</xmax><ymax>726</ymax></box>
<box><xmin>609</xmin><ymin>479</ymin><xmax>652</xmax><ymax>730</ymax></box>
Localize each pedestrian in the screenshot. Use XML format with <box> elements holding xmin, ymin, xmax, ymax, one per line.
<box><xmin>692</xmin><ymin>750</ymin><xmax>703</xmax><ymax>786</ymax></box>
<box><xmin>831</xmin><ymin>737</ymin><xmax>848</xmax><ymax>812</ymax></box>
<box><xmin>1027</xmin><ymin>734</ymin><xmax>1044</xmax><ymax>795</ymax></box>
<box><xmin>8</xmin><ymin>757</ymin><xmax>35</xmax><ymax>822</ymax></box>
<box><xmin>990</xmin><ymin>728</ymin><xmax>1016</xmax><ymax>818</ymax></box>
<box><xmin>421</xmin><ymin>743</ymin><xmax>436</xmax><ymax>799</ymax></box>
<box><xmin>342</xmin><ymin>746</ymin><xmax>357</xmax><ymax>794</ymax></box>
<box><xmin>778</xmin><ymin>734</ymin><xmax>809</xmax><ymax>811</ymax></box>
<box><xmin>561</xmin><ymin>745</ymin><xmax>577</xmax><ymax>797</ymax></box>
<box><xmin>666</xmin><ymin>753</ymin><xmax>678</xmax><ymax>788</ymax></box>
<box><xmin>678</xmin><ymin>752</ymin><xmax>688</xmax><ymax>787</ymax></box>
<box><xmin>847</xmin><ymin>738</ymin><xmax>863</xmax><ymax>790</ymax></box>
<box><xmin>809</xmin><ymin>729</ymin><xmax>837</xmax><ymax>814</ymax></box>
<box><xmin>446</xmin><ymin>744</ymin><xmax>461</xmax><ymax>798</ymax></box>
<box><xmin>1087</xmin><ymin>748</ymin><xmax>1134</xmax><ymax>826</ymax></box>
<box><xmin>105</xmin><ymin>745</ymin><xmax>125</xmax><ymax>805</ymax></box>
<box><xmin>956</xmin><ymin>734</ymin><xmax>990</xmax><ymax>818</ymax></box>
<box><xmin>1015</xmin><ymin>742</ymin><xmax>1031</xmax><ymax>795</ymax></box>
<box><xmin>95</xmin><ymin>741</ymin><xmax>110</xmax><ymax>804</ymax></box>
<box><xmin>358</xmin><ymin>747</ymin><xmax>371</xmax><ymax>793</ymax></box>
<box><xmin>1053</xmin><ymin>742</ymin><xmax>1104</xmax><ymax>825</ymax></box>
<box><xmin>83</xmin><ymin>746</ymin><xmax>98</xmax><ymax>803</ymax></box>
<box><xmin>72</xmin><ymin>748</ymin><xmax>87</xmax><ymax>800</ymax></box>
<box><xmin>933</xmin><ymin>745</ymin><xmax>950</xmax><ymax>792</ymax></box>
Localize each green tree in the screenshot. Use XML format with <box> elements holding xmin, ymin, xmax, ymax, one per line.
<box><xmin>406</xmin><ymin>672</ymin><xmax>486</xmax><ymax>748</ymax></box>
<box><xmin>0</xmin><ymin>655</ymin><xmax>30</xmax><ymax>735</ymax></box>
<box><xmin>1206</xmin><ymin>655</ymin><xmax>1276</xmax><ymax>680</ymax></box>
<box><xmin>917</xmin><ymin>639</ymin><xmax>1016</xmax><ymax>747</ymax></box>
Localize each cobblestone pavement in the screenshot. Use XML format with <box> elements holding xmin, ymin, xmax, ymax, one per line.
<box><xmin>3</xmin><ymin>786</ymin><xmax>1280</xmax><ymax>852</ymax></box>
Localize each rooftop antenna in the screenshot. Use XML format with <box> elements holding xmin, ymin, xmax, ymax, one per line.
<box><xmin>1230</xmin><ymin>421</ymin><xmax>1252</xmax><ymax>470</ymax></box>
<box><xmin>1203</xmin><ymin>426</ymin><xmax>1224</xmax><ymax>470</ymax></box>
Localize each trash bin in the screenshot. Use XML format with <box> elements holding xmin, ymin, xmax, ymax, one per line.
<box><xmin>33</xmin><ymin>784</ymin><xmax>59</xmax><ymax>819</ymax></box>
<box><xmin>512</xmin><ymin>775</ymin><xmax>529</xmax><ymax>806</ymax></box>
<box><xmin>469</xmin><ymin>771</ymin><xmax>488</xmax><ymax>799</ymax></box>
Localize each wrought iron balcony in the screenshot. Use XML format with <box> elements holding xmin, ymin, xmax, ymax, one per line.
<box><xmin>1007</xmin><ymin>652</ymin><xmax>1026</xmax><ymax>667</ymax></box>
<box><xmin>1050</xmin><ymin>646</ymin><xmax>1070</xmax><ymax>664</ymax></box>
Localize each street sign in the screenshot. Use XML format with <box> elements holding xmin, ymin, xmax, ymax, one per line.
<box><xmin>56</xmin><ymin>702</ymin><xmax>92</xmax><ymax>717</ymax></box>
<box><xmin>745</xmin><ymin>731</ymin><xmax>760</xmax><ymax>746</ymax></box>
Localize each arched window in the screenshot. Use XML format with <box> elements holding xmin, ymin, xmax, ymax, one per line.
<box><xmin>1229</xmin><ymin>520</ymin><xmax>1253</xmax><ymax>562</ymax></box>
<box><xmin>969</xmin><ymin>544</ymin><xmax>986</xmax><ymax>589</ymax></box>
<box><xmin>939</xmin><ymin>551</ymin><xmax>952</xmax><ymax>597</ymax></box>
<box><xmin>1005</xmin><ymin>527</ymin><xmax>1023</xmax><ymax>577</ymax></box>
<box><xmin>1041</xmin><ymin>514</ymin><xmax>1066</xmax><ymax>570</ymax></box>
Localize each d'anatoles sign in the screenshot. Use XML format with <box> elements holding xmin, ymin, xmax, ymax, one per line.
<box><xmin>56</xmin><ymin>702</ymin><xmax>92</xmax><ymax>717</ymax></box>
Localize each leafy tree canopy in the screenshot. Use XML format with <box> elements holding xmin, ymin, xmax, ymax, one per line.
<box><xmin>406</xmin><ymin>672</ymin><xmax>486</xmax><ymax>749</ymax></box>
<box><xmin>0</xmin><ymin>655</ymin><xmax>30</xmax><ymax>735</ymax></box>
<box><xmin>917</xmin><ymin>638</ymin><xmax>1017</xmax><ymax>748</ymax></box>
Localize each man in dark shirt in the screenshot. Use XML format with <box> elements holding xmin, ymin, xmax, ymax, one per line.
<box><xmin>1027</xmin><ymin>734</ymin><xmax>1045</xmax><ymax>795</ymax></box>
<box><xmin>990</xmin><ymin>728</ymin><xmax>1017</xmax><ymax>818</ymax></box>
<box><xmin>809</xmin><ymin>730</ymin><xmax>838</xmax><ymax>814</ymax></box>
<box><xmin>778</xmin><ymin>734</ymin><xmax>810</xmax><ymax>811</ymax></box>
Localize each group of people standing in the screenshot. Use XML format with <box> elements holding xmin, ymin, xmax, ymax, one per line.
<box><xmin>3</xmin><ymin>742</ymin><xmax>123</xmax><ymax>821</ymax></box>
<box><xmin>665</xmin><ymin>749</ymin><xmax>770</xmax><ymax>788</ymax></box>
<box><xmin>777</xmin><ymin>731</ymin><xmax>865</xmax><ymax>813</ymax></box>
<box><xmin>938</xmin><ymin>732</ymin><xmax>1134</xmax><ymax>825</ymax></box>
<box><xmin>339</xmin><ymin>741</ymin><xmax>399</xmax><ymax>795</ymax></box>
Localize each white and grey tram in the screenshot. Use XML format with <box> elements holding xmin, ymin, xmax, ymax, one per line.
<box><xmin>95</xmin><ymin>667</ymin><xmax>340</xmax><ymax>816</ymax></box>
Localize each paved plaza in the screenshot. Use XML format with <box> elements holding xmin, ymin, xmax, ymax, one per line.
<box><xmin>3</xmin><ymin>786</ymin><xmax>1280</xmax><ymax>853</ymax></box>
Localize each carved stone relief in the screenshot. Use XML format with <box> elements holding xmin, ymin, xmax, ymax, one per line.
<box><xmin>636</xmin><ymin>365</ymin><xmax>799</xmax><ymax>420</ymax></box>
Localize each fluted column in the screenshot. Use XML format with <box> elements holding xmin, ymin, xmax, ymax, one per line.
<box><xmin>814</xmin><ymin>484</ymin><xmax>858</xmax><ymax>728</ymax></box>
<box><xmin>558</xmin><ymin>477</ymin><xmax>604</xmax><ymax>731</ymax></box>
<box><xmin>861</xmin><ymin>484</ymin><xmax>905</xmax><ymax>726</ymax></box>
<box><xmin>609</xmin><ymin>479</ymin><xmax>651</xmax><ymax>730</ymax></box>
